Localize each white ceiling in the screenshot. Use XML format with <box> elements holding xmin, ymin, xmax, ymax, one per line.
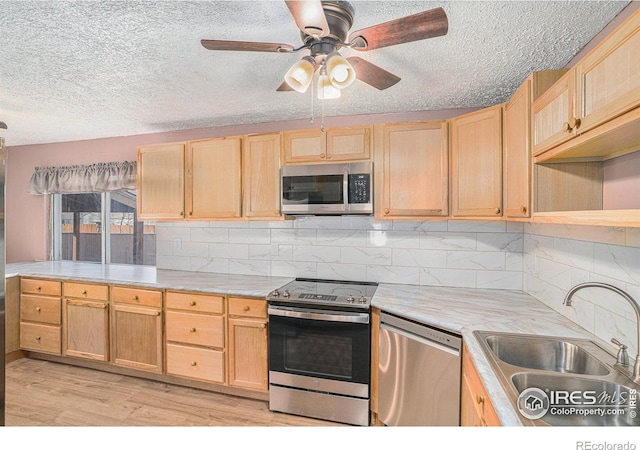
<box><xmin>0</xmin><ymin>0</ymin><xmax>632</xmax><ymax>147</ymax></box>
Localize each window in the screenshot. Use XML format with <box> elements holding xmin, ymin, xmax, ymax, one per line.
<box><xmin>52</xmin><ymin>190</ymin><xmax>156</xmax><ymax>265</ymax></box>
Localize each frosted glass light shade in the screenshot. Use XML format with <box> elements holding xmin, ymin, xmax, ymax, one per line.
<box><xmin>325</xmin><ymin>52</ymin><xmax>356</xmax><ymax>89</ymax></box>
<box><xmin>317</xmin><ymin>73</ymin><xmax>341</xmax><ymax>99</ymax></box>
<box><xmin>284</xmin><ymin>56</ymin><xmax>316</xmax><ymax>93</ymax></box>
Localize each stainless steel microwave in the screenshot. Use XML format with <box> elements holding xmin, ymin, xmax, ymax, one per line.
<box><xmin>281</xmin><ymin>162</ymin><xmax>373</xmax><ymax>215</ymax></box>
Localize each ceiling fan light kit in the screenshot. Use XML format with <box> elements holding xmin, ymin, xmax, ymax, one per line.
<box><xmin>201</xmin><ymin>1</ymin><xmax>448</xmax><ymax>99</ymax></box>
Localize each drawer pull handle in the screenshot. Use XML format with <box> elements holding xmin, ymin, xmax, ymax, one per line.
<box><xmin>82</xmin><ymin>290</ymin><xmax>87</xmax><ymax>295</ymax></box>
<box><xmin>35</xmin><ymin>336</ymin><xmax>41</xmax><ymax>341</ymax></box>
<box><xmin>476</xmin><ymin>394</ymin><xmax>485</xmax><ymax>405</ymax></box>
<box><xmin>36</xmin><ymin>307</ymin><xmax>41</xmax><ymax>313</ymax></box>
<box><xmin>190</xmin><ymin>301</ymin><xmax>197</xmax><ymax>306</ymax></box>
<box><xmin>36</xmin><ymin>286</ymin><xmax>42</xmax><ymax>291</ymax></box>
<box><xmin>190</xmin><ymin>361</ymin><xmax>197</xmax><ymax>367</ymax></box>
<box><xmin>133</xmin><ymin>295</ymin><xmax>139</xmax><ymax>301</ymax></box>
<box><xmin>190</xmin><ymin>327</ymin><xmax>196</xmax><ymax>333</ymax></box>
<box><xmin>243</xmin><ymin>306</ymin><xmax>250</xmax><ymax>312</ymax></box>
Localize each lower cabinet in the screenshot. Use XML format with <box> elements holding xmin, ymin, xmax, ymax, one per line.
<box><xmin>19</xmin><ymin>278</ymin><xmax>62</xmax><ymax>355</ymax></box>
<box><xmin>110</xmin><ymin>286</ymin><xmax>163</xmax><ymax>373</ymax></box>
<box><xmin>461</xmin><ymin>344</ymin><xmax>501</xmax><ymax>426</ymax></box>
<box><xmin>227</xmin><ymin>296</ymin><xmax>268</xmax><ymax>391</ymax></box>
<box><xmin>62</xmin><ymin>281</ymin><xmax>109</xmax><ymax>361</ymax></box>
<box><xmin>165</xmin><ymin>291</ymin><xmax>226</xmax><ymax>384</ymax></box>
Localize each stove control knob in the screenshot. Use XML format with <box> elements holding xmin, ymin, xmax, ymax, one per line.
<box><xmin>283</xmin><ymin>290</ymin><xmax>290</xmax><ymax>298</ymax></box>
<box><xmin>270</xmin><ymin>290</ymin><xmax>280</xmax><ymax>298</ymax></box>
<box><xmin>347</xmin><ymin>295</ymin><xmax>355</xmax><ymax>303</ymax></box>
<box><xmin>359</xmin><ymin>296</ymin><xmax>367</xmax><ymax>304</ymax></box>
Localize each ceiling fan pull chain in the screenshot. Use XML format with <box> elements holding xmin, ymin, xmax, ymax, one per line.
<box><xmin>309</xmin><ymin>73</ymin><xmax>315</xmax><ymax>125</ymax></box>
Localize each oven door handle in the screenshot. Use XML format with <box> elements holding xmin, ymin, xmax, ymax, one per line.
<box><xmin>268</xmin><ymin>305</ymin><xmax>370</xmax><ymax>324</ymax></box>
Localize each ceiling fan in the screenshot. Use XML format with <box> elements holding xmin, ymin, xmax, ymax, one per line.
<box><xmin>201</xmin><ymin>1</ymin><xmax>448</xmax><ymax>99</ymax></box>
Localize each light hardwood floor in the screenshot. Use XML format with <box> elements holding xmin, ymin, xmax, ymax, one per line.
<box><xmin>4</xmin><ymin>358</ymin><xmax>341</xmax><ymax>426</ymax></box>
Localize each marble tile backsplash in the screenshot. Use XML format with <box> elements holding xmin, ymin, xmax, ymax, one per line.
<box><xmin>156</xmin><ymin>218</ymin><xmax>640</xmax><ymax>354</ymax></box>
<box><xmin>156</xmin><ymin>217</ymin><xmax>525</xmax><ymax>289</ymax></box>
<box><xmin>523</xmin><ymin>223</ymin><xmax>640</xmax><ymax>356</ymax></box>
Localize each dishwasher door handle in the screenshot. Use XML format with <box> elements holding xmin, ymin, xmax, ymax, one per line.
<box><xmin>380</xmin><ymin>323</ymin><xmax>460</xmax><ymax>357</ymax></box>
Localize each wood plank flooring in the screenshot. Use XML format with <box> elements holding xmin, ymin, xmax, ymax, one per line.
<box><xmin>4</xmin><ymin>358</ymin><xmax>341</xmax><ymax>427</ymax></box>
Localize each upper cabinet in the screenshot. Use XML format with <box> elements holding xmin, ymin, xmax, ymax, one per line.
<box><xmin>504</xmin><ymin>70</ymin><xmax>567</xmax><ymax>219</ymax></box>
<box><xmin>283</xmin><ymin>126</ymin><xmax>371</xmax><ymax>164</ymax></box>
<box><xmin>187</xmin><ymin>137</ymin><xmax>242</xmax><ymax>220</ymax></box>
<box><xmin>374</xmin><ymin>121</ymin><xmax>448</xmax><ymax>220</ymax></box>
<box><xmin>138</xmin><ymin>137</ymin><xmax>243</xmax><ymax>221</ymax></box>
<box><xmin>137</xmin><ymin>142</ymin><xmax>186</xmax><ymax>220</ymax></box>
<box><xmin>533</xmin><ymin>9</ymin><xmax>640</xmax><ymax>162</ymax></box>
<box><xmin>242</xmin><ymin>133</ymin><xmax>282</xmax><ymax>220</ymax></box>
<box><xmin>451</xmin><ymin>105</ymin><xmax>503</xmax><ymax>218</ymax></box>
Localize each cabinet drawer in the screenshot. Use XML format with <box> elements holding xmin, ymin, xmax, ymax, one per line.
<box><xmin>166</xmin><ymin>311</ymin><xmax>224</xmax><ymax>348</ymax></box>
<box><xmin>166</xmin><ymin>291</ymin><xmax>224</xmax><ymax>314</ymax></box>
<box><xmin>20</xmin><ymin>322</ymin><xmax>61</xmax><ymax>355</ymax></box>
<box><xmin>111</xmin><ymin>286</ymin><xmax>162</xmax><ymax>308</ymax></box>
<box><xmin>228</xmin><ymin>297</ymin><xmax>267</xmax><ymax>319</ymax></box>
<box><xmin>20</xmin><ymin>294</ymin><xmax>61</xmax><ymax>324</ymax></box>
<box><xmin>64</xmin><ymin>282</ymin><xmax>108</xmax><ymax>301</ymax></box>
<box><xmin>21</xmin><ymin>278</ymin><xmax>61</xmax><ymax>296</ymax></box>
<box><xmin>166</xmin><ymin>343</ymin><xmax>225</xmax><ymax>384</ymax></box>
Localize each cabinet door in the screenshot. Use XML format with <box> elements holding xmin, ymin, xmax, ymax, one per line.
<box><xmin>503</xmin><ymin>77</ymin><xmax>532</xmax><ymax>218</ymax></box>
<box><xmin>187</xmin><ymin>137</ymin><xmax>242</xmax><ymax>219</ymax></box>
<box><xmin>283</xmin><ymin>129</ymin><xmax>325</xmax><ymax>163</ymax></box>
<box><xmin>374</xmin><ymin>121</ymin><xmax>448</xmax><ymax>219</ymax></box>
<box><xmin>111</xmin><ymin>303</ymin><xmax>163</xmax><ymax>373</ymax></box>
<box><xmin>532</xmin><ymin>69</ymin><xmax>577</xmax><ymax>156</ymax></box>
<box><xmin>137</xmin><ymin>142</ymin><xmax>186</xmax><ymax>220</ymax></box>
<box><xmin>575</xmin><ymin>10</ymin><xmax>640</xmax><ymax>135</ymax></box>
<box><xmin>325</xmin><ymin>126</ymin><xmax>371</xmax><ymax>161</ymax></box>
<box><xmin>228</xmin><ymin>317</ymin><xmax>268</xmax><ymax>391</ymax></box>
<box><xmin>451</xmin><ymin>105</ymin><xmax>503</xmax><ymax>218</ymax></box>
<box><xmin>62</xmin><ymin>298</ymin><xmax>109</xmax><ymax>361</ymax></box>
<box><xmin>243</xmin><ymin>133</ymin><xmax>282</xmax><ymax>219</ymax></box>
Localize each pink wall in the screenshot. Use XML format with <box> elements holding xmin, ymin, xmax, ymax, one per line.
<box><xmin>6</xmin><ymin>109</ymin><xmax>474</xmax><ymax>263</ymax></box>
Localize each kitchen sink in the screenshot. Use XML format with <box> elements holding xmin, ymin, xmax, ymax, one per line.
<box><xmin>484</xmin><ymin>334</ymin><xmax>610</xmax><ymax>376</ymax></box>
<box><xmin>473</xmin><ymin>331</ymin><xmax>640</xmax><ymax>426</ymax></box>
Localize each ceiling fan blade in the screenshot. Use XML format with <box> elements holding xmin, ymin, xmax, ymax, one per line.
<box><xmin>347</xmin><ymin>57</ymin><xmax>400</xmax><ymax>90</ymax></box>
<box><xmin>349</xmin><ymin>7</ymin><xmax>448</xmax><ymax>51</ymax></box>
<box><xmin>201</xmin><ymin>39</ymin><xmax>294</xmax><ymax>53</ymax></box>
<box><xmin>285</xmin><ymin>0</ymin><xmax>330</xmax><ymax>38</ymax></box>
<box><xmin>276</xmin><ymin>81</ymin><xmax>295</xmax><ymax>92</ymax></box>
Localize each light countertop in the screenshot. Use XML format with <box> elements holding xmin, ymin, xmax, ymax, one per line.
<box><xmin>8</xmin><ymin>260</ymin><xmax>603</xmax><ymax>426</ymax></box>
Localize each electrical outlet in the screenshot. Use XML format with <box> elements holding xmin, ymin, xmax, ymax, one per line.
<box><xmin>174</xmin><ymin>238</ymin><xmax>182</xmax><ymax>254</ymax></box>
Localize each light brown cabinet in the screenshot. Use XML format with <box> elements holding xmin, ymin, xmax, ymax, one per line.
<box><xmin>187</xmin><ymin>137</ymin><xmax>242</xmax><ymax>219</ymax></box>
<box><xmin>138</xmin><ymin>137</ymin><xmax>243</xmax><ymax>220</ymax></box>
<box><xmin>19</xmin><ymin>278</ymin><xmax>62</xmax><ymax>355</ymax></box>
<box><xmin>110</xmin><ymin>286</ymin><xmax>163</xmax><ymax>373</ymax></box>
<box><xmin>137</xmin><ymin>142</ymin><xmax>186</xmax><ymax>220</ymax></box>
<box><xmin>283</xmin><ymin>126</ymin><xmax>371</xmax><ymax>164</ymax></box>
<box><xmin>165</xmin><ymin>291</ymin><xmax>226</xmax><ymax>384</ymax></box>
<box><xmin>503</xmin><ymin>70</ymin><xmax>567</xmax><ymax>219</ymax></box>
<box><xmin>227</xmin><ymin>296</ymin><xmax>268</xmax><ymax>391</ymax></box>
<box><xmin>62</xmin><ymin>282</ymin><xmax>109</xmax><ymax>361</ymax></box>
<box><xmin>242</xmin><ymin>133</ymin><xmax>282</xmax><ymax>219</ymax></box>
<box><xmin>451</xmin><ymin>105</ymin><xmax>503</xmax><ymax>218</ymax></box>
<box><xmin>461</xmin><ymin>345</ymin><xmax>501</xmax><ymax>427</ymax></box>
<box><xmin>373</xmin><ymin>121</ymin><xmax>448</xmax><ymax>219</ymax></box>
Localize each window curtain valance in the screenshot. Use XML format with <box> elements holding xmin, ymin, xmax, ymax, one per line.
<box><xmin>27</xmin><ymin>161</ymin><xmax>137</xmax><ymax>195</ymax></box>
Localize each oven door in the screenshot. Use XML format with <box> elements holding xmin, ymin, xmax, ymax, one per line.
<box><xmin>268</xmin><ymin>305</ymin><xmax>370</xmax><ymax>386</ymax></box>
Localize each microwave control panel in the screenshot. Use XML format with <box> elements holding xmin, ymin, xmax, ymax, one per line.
<box><xmin>348</xmin><ymin>174</ymin><xmax>371</xmax><ymax>204</ymax></box>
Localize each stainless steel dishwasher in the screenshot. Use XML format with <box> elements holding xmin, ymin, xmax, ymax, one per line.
<box><xmin>378</xmin><ymin>312</ymin><xmax>462</xmax><ymax>426</ymax></box>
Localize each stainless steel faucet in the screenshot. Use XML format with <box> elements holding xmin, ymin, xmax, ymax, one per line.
<box><xmin>563</xmin><ymin>282</ymin><xmax>640</xmax><ymax>383</ymax></box>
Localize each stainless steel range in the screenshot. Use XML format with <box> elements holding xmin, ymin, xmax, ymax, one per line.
<box><xmin>267</xmin><ymin>278</ymin><xmax>378</xmax><ymax>426</ymax></box>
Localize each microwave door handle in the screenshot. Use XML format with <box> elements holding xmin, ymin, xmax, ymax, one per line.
<box><xmin>343</xmin><ymin>166</ymin><xmax>349</xmax><ymax>212</ymax></box>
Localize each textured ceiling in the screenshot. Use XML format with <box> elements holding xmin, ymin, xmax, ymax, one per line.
<box><xmin>0</xmin><ymin>0</ymin><xmax>632</xmax><ymax>146</ymax></box>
